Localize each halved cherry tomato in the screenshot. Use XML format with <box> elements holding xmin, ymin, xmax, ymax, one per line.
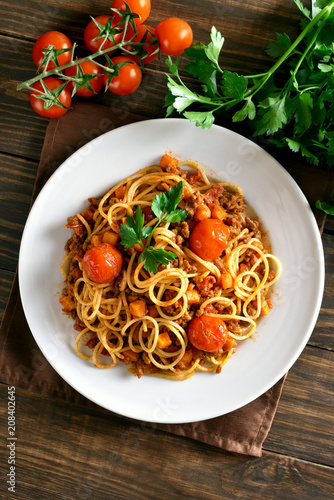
<box><xmin>112</xmin><ymin>0</ymin><xmax>151</xmax><ymax>26</ymax></box>
<box><xmin>32</xmin><ymin>31</ymin><xmax>73</xmax><ymax>70</ymax></box>
<box><xmin>29</xmin><ymin>77</ymin><xmax>71</xmax><ymax>118</ymax></box>
<box><xmin>103</xmin><ymin>55</ymin><xmax>142</xmax><ymax>95</ymax></box>
<box><xmin>64</xmin><ymin>60</ymin><xmax>103</xmax><ymax>97</ymax></box>
<box><xmin>189</xmin><ymin>218</ymin><xmax>230</xmax><ymax>261</ymax></box>
<box><xmin>82</xmin><ymin>243</ymin><xmax>123</xmax><ymax>283</ymax></box>
<box><xmin>130</xmin><ymin>25</ymin><xmax>158</xmax><ymax>65</ymax></box>
<box><xmin>155</xmin><ymin>18</ymin><xmax>193</xmax><ymax>56</ymax></box>
<box><xmin>84</xmin><ymin>15</ymin><xmax>124</xmax><ymax>53</ymax></box>
<box><xmin>187</xmin><ymin>315</ymin><xmax>228</xmax><ymax>352</ymax></box>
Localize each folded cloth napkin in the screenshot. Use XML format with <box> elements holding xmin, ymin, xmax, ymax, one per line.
<box><xmin>1</xmin><ymin>101</ymin><xmax>332</xmax><ymax>456</ymax></box>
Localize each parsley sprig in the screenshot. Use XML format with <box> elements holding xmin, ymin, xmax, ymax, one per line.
<box><xmin>119</xmin><ymin>181</ymin><xmax>188</xmax><ymax>273</ymax></box>
<box><xmin>164</xmin><ymin>0</ymin><xmax>334</xmax><ymax>168</ymax></box>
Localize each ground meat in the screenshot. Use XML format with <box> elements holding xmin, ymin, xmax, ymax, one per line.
<box><xmin>226</xmin><ymin>319</ymin><xmax>242</xmax><ymax>333</ymax></box>
<box><xmin>175</xmin><ymin>310</ymin><xmax>194</xmax><ymax>329</ymax></box>
<box><xmin>184</xmin><ymin>191</ymin><xmax>205</xmax><ymax>217</ymax></box>
<box><xmin>244</xmin><ymin>216</ymin><xmax>261</xmax><ymax>239</ymax></box>
<box><xmin>267</xmin><ymin>270</ymin><xmax>276</xmax><ymax>282</ymax></box>
<box><xmin>181</xmin><ymin>259</ymin><xmax>198</xmax><ymax>274</ymax></box>
<box><xmin>220</xmin><ymin>192</ymin><xmax>247</xmax><ymax>214</ymax></box>
<box><xmin>214</xmin><ymin>257</ymin><xmax>227</xmax><ymax>273</ymax></box>
<box><xmin>171</xmin><ymin>221</ymin><xmax>191</xmax><ymax>246</ymax></box>
<box><xmin>64</xmin><ymin>234</ymin><xmax>85</xmax><ymax>259</ymax></box>
<box><xmin>196</xmin><ymin>275</ymin><xmax>216</xmax><ymax>297</ymax></box>
<box><xmin>68</xmin><ymin>261</ymin><xmax>82</xmax><ymax>283</ymax></box>
<box><xmin>134</xmin><ymin>357</ymin><xmax>159</xmax><ymax>378</ymax></box>
<box><xmin>65</xmin><ymin>215</ymin><xmax>87</xmax><ymax>237</ymax></box>
<box><xmin>204</xmin><ymin>185</ymin><xmax>225</xmax><ymax>208</ymax></box>
<box><xmin>223</xmin><ymin>214</ymin><xmax>243</xmax><ymax>238</ymax></box>
<box><xmin>163</xmin><ymin>163</ymin><xmax>184</xmax><ymax>176</ymax></box>
<box><xmin>161</xmin><ymin>289</ymin><xmax>183</xmax><ymax>316</ymax></box>
<box><xmin>127</xmin><ymin>292</ymin><xmax>140</xmax><ymax>303</ymax></box>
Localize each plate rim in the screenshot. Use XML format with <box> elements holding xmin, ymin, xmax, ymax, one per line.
<box><xmin>18</xmin><ymin>117</ymin><xmax>325</xmax><ymax>423</ymax></box>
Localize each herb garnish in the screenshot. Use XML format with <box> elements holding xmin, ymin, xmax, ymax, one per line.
<box><xmin>164</xmin><ymin>0</ymin><xmax>334</xmax><ymax>168</ymax></box>
<box><xmin>120</xmin><ymin>181</ymin><xmax>188</xmax><ymax>273</ymax></box>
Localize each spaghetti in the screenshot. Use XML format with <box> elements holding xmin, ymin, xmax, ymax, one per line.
<box><xmin>59</xmin><ymin>154</ymin><xmax>281</xmax><ymax>380</ymax></box>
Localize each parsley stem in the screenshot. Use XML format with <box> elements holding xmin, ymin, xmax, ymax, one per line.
<box><xmin>245</xmin><ymin>1</ymin><xmax>334</xmax><ymax>99</ymax></box>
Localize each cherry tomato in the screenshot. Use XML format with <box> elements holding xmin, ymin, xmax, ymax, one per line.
<box><xmin>187</xmin><ymin>315</ymin><xmax>228</xmax><ymax>352</ymax></box>
<box><xmin>103</xmin><ymin>56</ymin><xmax>142</xmax><ymax>95</ymax></box>
<box><xmin>189</xmin><ymin>218</ymin><xmax>230</xmax><ymax>261</ymax></box>
<box><xmin>112</xmin><ymin>0</ymin><xmax>151</xmax><ymax>26</ymax></box>
<box><xmin>155</xmin><ymin>18</ymin><xmax>193</xmax><ymax>56</ymax></box>
<box><xmin>29</xmin><ymin>77</ymin><xmax>71</xmax><ymax>118</ymax></box>
<box><xmin>130</xmin><ymin>25</ymin><xmax>158</xmax><ymax>65</ymax></box>
<box><xmin>82</xmin><ymin>243</ymin><xmax>123</xmax><ymax>283</ymax></box>
<box><xmin>84</xmin><ymin>15</ymin><xmax>124</xmax><ymax>53</ymax></box>
<box><xmin>32</xmin><ymin>31</ymin><xmax>73</xmax><ymax>70</ymax></box>
<box><xmin>64</xmin><ymin>60</ymin><xmax>103</xmax><ymax>97</ymax></box>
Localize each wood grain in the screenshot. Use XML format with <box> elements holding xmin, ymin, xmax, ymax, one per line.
<box><xmin>0</xmin><ymin>153</ymin><xmax>37</xmax><ymax>271</ymax></box>
<box><xmin>0</xmin><ymin>382</ymin><xmax>333</xmax><ymax>500</ymax></box>
<box><xmin>265</xmin><ymin>346</ymin><xmax>334</xmax><ymax>465</ymax></box>
<box><xmin>0</xmin><ymin>0</ymin><xmax>333</xmax><ymax>492</ymax></box>
<box><xmin>0</xmin><ymin>269</ymin><xmax>15</xmax><ymax>323</ymax></box>
<box><xmin>309</xmin><ymin>231</ymin><xmax>334</xmax><ymax>350</ymax></box>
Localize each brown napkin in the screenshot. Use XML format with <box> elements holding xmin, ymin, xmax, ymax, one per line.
<box><xmin>1</xmin><ymin>101</ymin><xmax>332</xmax><ymax>456</ymax></box>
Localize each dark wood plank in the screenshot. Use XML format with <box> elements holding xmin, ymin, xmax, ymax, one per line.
<box><xmin>309</xmin><ymin>231</ymin><xmax>334</xmax><ymax>350</ymax></box>
<box><xmin>0</xmin><ymin>153</ymin><xmax>37</xmax><ymax>272</ymax></box>
<box><xmin>0</xmin><ymin>0</ymin><xmax>306</xmax><ymax>64</ymax></box>
<box><xmin>0</xmin><ymin>269</ymin><xmax>15</xmax><ymax>323</ymax></box>
<box><xmin>265</xmin><ymin>346</ymin><xmax>334</xmax><ymax>465</ymax></box>
<box><xmin>0</xmin><ymin>382</ymin><xmax>333</xmax><ymax>500</ymax></box>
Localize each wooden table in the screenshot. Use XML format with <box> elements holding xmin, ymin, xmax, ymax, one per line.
<box><xmin>1</xmin><ymin>1</ymin><xmax>333</xmax><ymax>498</ymax></box>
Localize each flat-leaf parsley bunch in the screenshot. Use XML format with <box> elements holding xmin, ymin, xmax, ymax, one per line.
<box><xmin>120</xmin><ymin>181</ymin><xmax>188</xmax><ymax>272</ymax></box>
<box><xmin>165</xmin><ymin>0</ymin><xmax>334</xmax><ymax>170</ymax></box>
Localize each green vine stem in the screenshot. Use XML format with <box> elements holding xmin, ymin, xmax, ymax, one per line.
<box><xmin>17</xmin><ymin>13</ymin><xmax>158</xmax><ymax>93</ymax></box>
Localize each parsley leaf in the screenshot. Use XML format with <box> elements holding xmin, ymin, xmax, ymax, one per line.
<box><xmin>221</xmin><ymin>71</ymin><xmax>248</xmax><ymax>100</ymax></box>
<box><xmin>119</xmin><ymin>225</ymin><xmax>140</xmax><ymax>249</ymax></box>
<box><xmin>184</xmin><ymin>110</ymin><xmax>215</xmax><ymax>128</ymax></box>
<box><xmin>232</xmin><ymin>98</ymin><xmax>256</xmax><ymax>122</ymax></box>
<box><xmin>163</xmin><ymin>0</ymin><xmax>334</xmax><ymax>187</ymax></box>
<box><xmin>140</xmin><ymin>247</ymin><xmax>178</xmax><ymax>273</ymax></box>
<box><xmin>316</xmin><ymin>197</ymin><xmax>334</xmax><ymax>215</ymax></box>
<box><xmin>205</xmin><ymin>26</ymin><xmax>224</xmax><ymax>64</ymax></box>
<box><xmin>266</xmin><ymin>33</ymin><xmax>292</xmax><ymax>58</ymax></box>
<box><xmin>120</xmin><ymin>181</ymin><xmax>188</xmax><ymax>272</ymax></box>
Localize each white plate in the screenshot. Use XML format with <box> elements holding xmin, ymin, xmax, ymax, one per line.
<box><xmin>19</xmin><ymin>118</ymin><xmax>324</xmax><ymax>424</ymax></box>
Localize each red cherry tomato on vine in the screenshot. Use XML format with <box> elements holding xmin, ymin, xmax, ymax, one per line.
<box><xmin>29</xmin><ymin>77</ymin><xmax>71</xmax><ymax>118</ymax></box>
<box><xmin>155</xmin><ymin>18</ymin><xmax>193</xmax><ymax>56</ymax></box>
<box><xmin>103</xmin><ymin>56</ymin><xmax>142</xmax><ymax>95</ymax></box>
<box><xmin>82</xmin><ymin>243</ymin><xmax>123</xmax><ymax>283</ymax></box>
<box><xmin>189</xmin><ymin>218</ymin><xmax>230</xmax><ymax>261</ymax></box>
<box><xmin>64</xmin><ymin>60</ymin><xmax>104</xmax><ymax>97</ymax></box>
<box><xmin>131</xmin><ymin>25</ymin><xmax>158</xmax><ymax>65</ymax></box>
<box><xmin>187</xmin><ymin>315</ymin><xmax>228</xmax><ymax>352</ymax></box>
<box><xmin>111</xmin><ymin>0</ymin><xmax>151</xmax><ymax>26</ymax></box>
<box><xmin>84</xmin><ymin>15</ymin><xmax>124</xmax><ymax>53</ymax></box>
<box><xmin>32</xmin><ymin>31</ymin><xmax>73</xmax><ymax>70</ymax></box>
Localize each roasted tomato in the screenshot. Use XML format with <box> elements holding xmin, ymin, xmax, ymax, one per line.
<box><xmin>189</xmin><ymin>218</ymin><xmax>230</xmax><ymax>261</ymax></box>
<box><xmin>82</xmin><ymin>243</ymin><xmax>123</xmax><ymax>283</ymax></box>
<box><xmin>187</xmin><ymin>315</ymin><xmax>228</xmax><ymax>352</ymax></box>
